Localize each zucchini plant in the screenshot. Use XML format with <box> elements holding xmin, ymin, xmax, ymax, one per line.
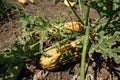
<box><xmin>57</xmin><ymin>0</ymin><xmax>120</xmax><ymax>80</ymax></box>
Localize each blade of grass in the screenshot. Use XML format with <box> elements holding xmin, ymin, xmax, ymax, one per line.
<box><xmin>80</xmin><ymin>6</ymin><xmax>90</xmax><ymax>80</ymax></box>
<box><xmin>78</xmin><ymin>0</ymin><xmax>85</xmax><ymax>22</ymax></box>
<box><xmin>85</xmin><ymin>7</ymin><xmax>90</xmax><ymax>26</ymax></box>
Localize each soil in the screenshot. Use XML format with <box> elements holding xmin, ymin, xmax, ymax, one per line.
<box><xmin>0</xmin><ymin>0</ymin><xmax>120</xmax><ymax>80</ymax></box>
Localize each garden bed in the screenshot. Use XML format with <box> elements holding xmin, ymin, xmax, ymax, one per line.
<box><xmin>0</xmin><ymin>0</ymin><xmax>120</xmax><ymax>80</ymax></box>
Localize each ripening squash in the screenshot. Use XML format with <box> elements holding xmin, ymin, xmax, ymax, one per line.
<box><xmin>39</xmin><ymin>41</ymin><xmax>81</xmax><ymax>70</ymax></box>
<box><xmin>18</xmin><ymin>0</ymin><xmax>27</xmax><ymax>4</ymax></box>
<box><xmin>64</xmin><ymin>21</ymin><xmax>81</xmax><ymax>32</ymax></box>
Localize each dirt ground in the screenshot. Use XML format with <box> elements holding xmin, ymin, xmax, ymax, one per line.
<box><xmin>0</xmin><ymin>0</ymin><xmax>120</xmax><ymax>80</ymax></box>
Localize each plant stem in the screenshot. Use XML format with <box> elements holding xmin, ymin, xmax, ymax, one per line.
<box><xmin>80</xmin><ymin>25</ymin><xmax>89</xmax><ymax>80</ymax></box>
<box><xmin>67</xmin><ymin>0</ymin><xmax>84</xmax><ymax>25</ymax></box>
<box><xmin>80</xmin><ymin>7</ymin><xmax>90</xmax><ymax>80</ymax></box>
<box><xmin>85</xmin><ymin>7</ymin><xmax>90</xmax><ymax>26</ymax></box>
<box><xmin>78</xmin><ymin>0</ymin><xmax>84</xmax><ymax>21</ymax></box>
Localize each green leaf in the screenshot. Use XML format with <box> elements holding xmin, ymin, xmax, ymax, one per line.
<box><xmin>83</xmin><ymin>0</ymin><xmax>120</xmax><ymax>16</ymax></box>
